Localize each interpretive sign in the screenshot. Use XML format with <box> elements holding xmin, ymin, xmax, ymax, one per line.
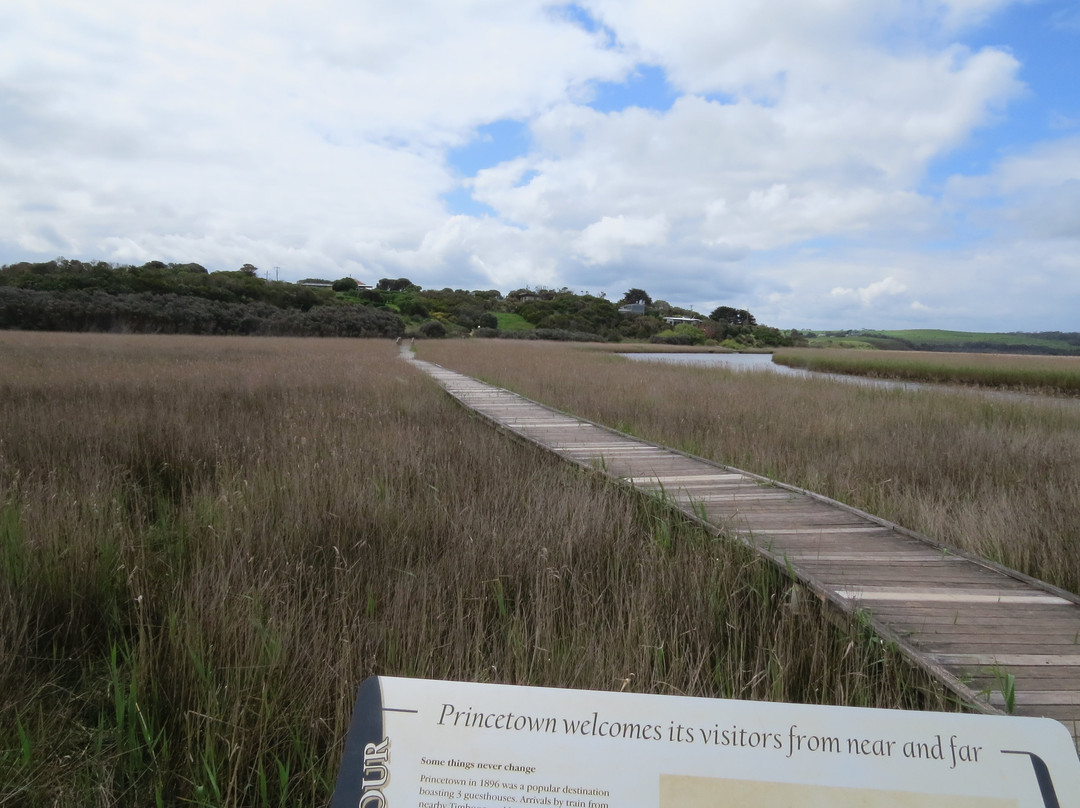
<box><xmin>330</xmin><ymin>677</ymin><xmax>1080</xmax><ymax>808</ymax></box>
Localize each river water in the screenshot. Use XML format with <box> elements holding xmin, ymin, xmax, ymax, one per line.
<box><xmin>620</xmin><ymin>352</ymin><xmax>1076</xmax><ymax>406</ymax></box>
<box><xmin>620</xmin><ymin>352</ymin><xmax>921</xmax><ymax>391</ymax></box>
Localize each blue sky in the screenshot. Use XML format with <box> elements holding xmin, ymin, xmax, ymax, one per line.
<box><xmin>2</xmin><ymin>0</ymin><xmax>1079</xmax><ymax>330</ymax></box>
<box><xmin>926</xmin><ymin>3</ymin><xmax>1079</xmax><ymax>178</ymax></box>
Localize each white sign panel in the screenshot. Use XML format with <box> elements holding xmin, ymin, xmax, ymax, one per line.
<box><xmin>331</xmin><ymin>677</ymin><xmax>1079</xmax><ymax>808</ymax></box>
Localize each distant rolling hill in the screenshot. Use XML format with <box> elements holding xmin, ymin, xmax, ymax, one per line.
<box><xmin>807</xmin><ymin>329</ymin><xmax>1080</xmax><ymax>355</ymax></box>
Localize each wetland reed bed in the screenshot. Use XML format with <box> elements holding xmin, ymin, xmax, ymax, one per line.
<box><xmin>0</xmin><ymin>332</ymin><xmax>953</xmax><ymax>807</ymax></box>
<box><xmin>773</xmin><ymin>347</ymin><xmax>1080</xmax><ymax>394</ymax></box>
<box><xmin>419</xmin><ymin>339</ymin><xmax>1080</xmax><ymax>595</ymax></box>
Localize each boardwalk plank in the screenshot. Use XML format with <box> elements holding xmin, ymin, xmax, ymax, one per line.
<box><xmin>407</xmin><ymin>351</ymin><xmax>1080</xmax><ymax>749</ymax></box>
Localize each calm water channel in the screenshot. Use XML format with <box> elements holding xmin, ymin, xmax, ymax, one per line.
<box><xmin>620</xmin><ymin>352</ymin><xmax>920</xmax><ymax>391</ymax></box>
<box><xmin>621</xmin><ymin>352</ymin><xmax>1077</xmax><ymax>407</ymax></box>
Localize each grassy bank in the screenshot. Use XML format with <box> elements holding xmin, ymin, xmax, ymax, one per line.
<box><xmin>0</xmin><ymin>333</ymin><xmax>953</xmax><ymax>806</ymax></box>
<box><xmin>804</xmin><ymin>329</ymin><xmax>1080</xmax><ymax>354</ymax></box>
<box><xmin>774</xmin><ymin>348</ymin><xmax>1080</xmax><ymax>394</ymax></box>
<box><xmin>493</xmin><ymin>312</ymin><xmax>535</xmax><ymax>331</ymax></box>
<box><xmin>418</xmin><ymin>339</ymin><xmax>1080</xmax><ymax>595</ymax></box>
<box><xmin>872</xmin><ymin>329</ymin><xmax>1080</xmax><ymax>354</ymax></box>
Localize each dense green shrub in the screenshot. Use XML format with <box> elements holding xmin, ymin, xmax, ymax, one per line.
<box><xmin>472</xmin><ymin>327</ymin><xmax>607</xmax><ymax>342</ymax></box>
<box><xmin>397</xmin><ymin>297</ymin><xmax>430</xmax><ymax>317</ymax></box>
<box><xmin>650</xmin><ymin>332</ymin><xmax>698</xmax><ymax>345</ymax></box>
<box><xmin>332</xmin><ymin>277</ymin><xmax>359</xmax><ymax>292</ymax></box>
<box><xmin>418</xmin><ymin>320</ymin><xmax>447</xmax><ymax>338</ymax></box>
<box><xmin>652</xmin><ymin>323</ymin><xmax>706</xmax><ymax>345</ymax></box>
<box><xmin>265</xmin><ymin>304</ymin><xmax>404</xmax><ymax>338</ymax></box>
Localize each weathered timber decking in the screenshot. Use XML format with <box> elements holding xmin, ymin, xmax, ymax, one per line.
<box><xmin>406</xmin><ymin>352</ymin><xmax>1080</xmax><ymax>748</ymax></box>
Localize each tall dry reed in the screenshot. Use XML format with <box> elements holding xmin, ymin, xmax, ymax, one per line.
<box><xmin>419</xmin><ymin>339</ymin><xmax>1080</xmax><ymax>594</ymax></box>
<box><xmin>774</xmin><ymin>348</ymin><xmax>1080</xmax><ymax>394</ymax></box>
<box><xmin>1</xmin><ymin>333</ymin><xmax>954</xmax><ymax>807</ymax></box>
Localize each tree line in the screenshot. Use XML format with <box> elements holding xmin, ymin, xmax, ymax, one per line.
<box><xmin>0</xmin><ymin>287</ymin><xmax>403</xmax><ymax>338</ymax></box>
<box><xmin>0</xmin><ymin>259</ymin><xmax>795</xmax><ymax>347</ymax></box>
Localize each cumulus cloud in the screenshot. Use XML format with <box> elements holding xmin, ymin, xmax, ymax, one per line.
<box><xmin>949</xmin><ymin>135</ymin><xmax>1080</xmax><ymax>195</ymax></box>
<box><xmin>942</xmin><ymin>136</ymin><xmax>1080</xmax><ymax>248</ymax></box>
<box><xmin>0</xmin><ymin>0</ymin><xmax>628</xmax><ymax>267</ymax></box>
<box><xmin>830</xmin><ymin>276</ymin><xmax>908</xmax><ymax>306</ymax></box>
<box><xmin>576</xmin><ymin>214</ymin><xmax>669</xmax><ymax>264</ymax></box>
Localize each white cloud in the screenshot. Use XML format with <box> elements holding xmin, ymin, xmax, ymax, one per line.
<box><xmin>830</xmin><ymin>276</ymin><xmax>908</xmax><ymax>306</ymax></box>
<box><xmin>936</xmin><ymin>0</ymin><xmax>1035</xmax><ymax>30</ymax></box>
<box><xmin>576</xmin><ymin>214</ymin><xmax>669</xmax><ymax>264</ymax></box>
<box><xmin>944</xmin><ymin>136</ymin><xmax>1080</xmax><ymax>242</ymax></box>
<box><xmin>0</xmin><ymin>0</ymin><xmax>631</xmax><ymax>269</ymax></box>
<box><xmin>738</xmin><ymin>234</ymin><xmax>1080</xmax><ymax>332</ymax></box>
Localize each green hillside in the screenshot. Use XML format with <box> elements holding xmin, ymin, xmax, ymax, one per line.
<box><xmin>493</xmin><ymin>312</ymin><xmax>535</xmax><ymax>331</ymax></box>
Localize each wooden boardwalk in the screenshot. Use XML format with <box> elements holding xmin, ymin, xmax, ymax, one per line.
<box><xmin>406</xmin><ymin>352</ymin><xmax>1080</xmax><ymax>748</ymax></box>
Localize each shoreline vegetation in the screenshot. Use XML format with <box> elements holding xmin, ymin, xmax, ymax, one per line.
<box><xmin>1</xmin><ymin>333</ymin><xmax>956</xmax><ymax>806</ymax></box>
<box><xmin>418</xmin><ymin>339</ymin><xmax>1080</xmax><ymax>596</ymax></box>
<box><xmin>773</xmin><ymin>348</ymin><xmax>1080</xmax><ymax>396</ymax></box>
<box><xmin>804</xmin><ymin>328</ymin><xmax>1080</xmax><ymax>355</ymax></box>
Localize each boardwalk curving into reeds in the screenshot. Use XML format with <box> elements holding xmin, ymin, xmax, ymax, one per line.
<box><xmin>405</xmin><ymin>350</ymin><xmax>1080</xmax><ymax>750</ymax></box>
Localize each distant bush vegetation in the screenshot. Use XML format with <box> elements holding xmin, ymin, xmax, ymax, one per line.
<box><xmin>0</xmin><ymin>260</ymin><xmax>795</xmax><ymax>345</ymax></box>
<box><xmin>0</xmin><ymin>259</ymin><xmax>404</xmax><ymax>338</ymax></box>
<box><xmin>651</xmin><ymin>321</ymin><xmax>793</xmax><ymax>348</ymax></box>
<box><xmin>2</xmin><ymin>258</ymin><xmax>325</xmax><ymax>309</ymax></box>
<box><xmin>472</xmin><ymin>327</ymin><xmax>608</xmax><ymax>342</ymax></box>
<box><xmin>0</xmin><ymin>287</ymin><xmax>403</xmax><ymax>338</ymax></box>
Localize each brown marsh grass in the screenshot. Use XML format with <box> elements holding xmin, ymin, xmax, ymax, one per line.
<box><xmin>419</xmin><ymin>339</ymin><xmax>1080</xmax><ymax>595</ymax></box>
<box><xmin>0</xmin><ymin>333</ymin><xmax>954</xmax><ymax>806</ymax></box>
<box><xmin>774</xmin><ymin>347</ymin><xmax>1080</xmax><ymax>394</ymax></box>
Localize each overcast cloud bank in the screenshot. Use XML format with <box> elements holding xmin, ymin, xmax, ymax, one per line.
<box><xmin>1</xmin><ymin>0</ymin><xmax>1078</xmax><ymax>330</ymax></box>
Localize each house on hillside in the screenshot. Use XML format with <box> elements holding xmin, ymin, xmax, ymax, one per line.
<box><xmin>663</xmin><ymin>316</ymin><xmax>702</xmax><ymax>327</ymax></box>
<box><xmin>298</xmin><ymin>277</ymin><xmax>373</xmax><ymax>290</ymax></box>
<box><xmin>508</xmin><ymin>290</ymin><xmax>541</xmax><ymax>303</ymax></box>
<box><xmin>618</xmin><ymin>302</ymin><xmax>646</xmax><ymax>315</ymax></box>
